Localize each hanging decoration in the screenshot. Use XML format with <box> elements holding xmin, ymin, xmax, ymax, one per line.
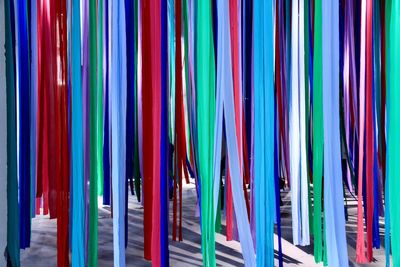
<box><xmin>2</xmin><ymin>0</ymin><xmax>399</xmax><ymax>266</ymax></box>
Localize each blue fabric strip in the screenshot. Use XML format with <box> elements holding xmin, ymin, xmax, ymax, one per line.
<box><xmin>160</xmin><ymin>0</ymin><xmax>169</xmax><ymax>265</ymax></box>
<box><xmin>111</xmin><ymin>0</ymin><xmax>127</xmax><ymax>265</ymax></box>
<box><xmin>322</xmin><ymin>1</ymin><xmax>349</xmax><ymax>266</ymax></box>
<box><xmin>17</xmin><ymin>0</ymin><xmax>31</xmax><ymax>250</ymax></box>
<box><xmin>125</xmin><ymin>0</ymin><xmax>135</xmax><ymax>248</ymax></box>
<box><xmin>103</xmin><ymin>0</ymin><xmax>111</xmax><ymax>206</ymax></box>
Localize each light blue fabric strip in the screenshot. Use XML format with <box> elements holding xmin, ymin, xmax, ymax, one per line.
<box><xmin>71</xmin><ymin>0</ymin><xmax>85</xmax><ymax>264</ymax></box>
<box><xmin>111</xmin><ymin>0</ymin><xmax>127</xmax><ymax>266</ymax></box>
<box><xmin>213</xmin><ymin>2</ymin><xmax>256</xmax><ymax>266</ymax></box>
<box><xmin>322</xmin><ymin>1</ymin><xmax>349</xmax><ymax>266</ymax></box>
<box><xmin>254</xmin><ymin>0</ymin><xmax>276</xmax><ymax>266</ymax></box>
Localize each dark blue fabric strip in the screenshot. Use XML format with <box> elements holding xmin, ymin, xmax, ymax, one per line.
<box><xmin>160</xmin><ymin>0</ymin><xmax>169</xmax><ymax>265</ymax></box>
<box><xmin>17</xmin><ymin>0</ymin><xmax>31</xmax><ymax>250</ymax></box>
<box><xmin>103</xmin><ymin>0</ymin><xmax>111</xmax><ymax>206</ymax></box>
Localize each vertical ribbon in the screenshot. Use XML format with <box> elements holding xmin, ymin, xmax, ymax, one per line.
<box><xmin>71</xmin><ymin>0</ymin><xmax>85</xmax><ymax>264</ymax></box>
<box><xmin>197</xmin><ymin>0</ymin><xmax>216</xmax><ymax>265</ymax></box>
<box><xmin>253</xmin><ymin>0</ymin><xmax>275</xmax><ymax>266</ymax></box>
<box><xmin>388</xmin><ymin>1</ymin><xmax>400</xmax><ymax>265</ymax></box>
<box><xmin>111</xmin><ymin>0</ymin><xmax>127</xmax><ymax>266</ymax></box>
<box><xmin>16</xmin><ymin>0</ymin><xmax>31</xmax><ymax>250</ymax></box>
<box><xmin>313</xmin><ymin>0</ymin><xmax>324</xmax><ymax>261</ymax></box>
<box><xmin>141</xmin><ymin>0</ymin><xmax>154</xmax><ymax>260</ymax></box>
<box><xmin>150</xmin><ymin>0</ymin><xmax>162</xmax><ymax>265</ymax></box>
<box><xmin>356</xmin><ymin>0</ymin><xmax>368</xmax><ymax>262</ymax></box>
<box><xmin>5</xmin><ymin>0</ymin><xmax>20</xmax><ymax>264</ymax></box>
<box><xmin>322</xmin><ymin>0</ymin><xmax>349</xmax><ymax>266</ymax></box>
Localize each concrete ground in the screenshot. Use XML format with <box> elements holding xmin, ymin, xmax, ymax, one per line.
<box><xmin>21</xmin><ymin>182</ymin><xmax>389</xmax><ymax>266</ymax></box>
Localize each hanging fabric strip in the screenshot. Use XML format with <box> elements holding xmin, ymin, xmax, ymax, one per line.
<box><xmin>150</xmin><ymin>0</ymin><xmax>162</xmax><ymax>265</ymax></box>
<box><xmin>197</xmin><ymin>0</ymin><xmax>216</xmax><ymax>265</ymax></box>
<box><xmin>82</xmin><ymin>0</ymin><xmax>90</xmax><ymax>260</ymax></box>
<box><xmin>290</xmin><ymin>0</ymin><xmax>310</xmax><ymax>246</ymax></box>
<box><xmin>126</xmin><ymin>0</ymin><xmax>135</xmax><ymax>201</ymax></box>
<box><xmin>356</xmin><ymin>0</ymin><xmax>368</xmax><ymax>262</ymax></box>
<box><xmin>56</xmin><ymin>0</ymin><xmax>70</xmax><ymax>265</ymax></box>
<box><xmin>88</xmin><ymin>0</ymin><xmax>99</xmax><ymax>264</ymax></box>
<box><xmin>111</xmin><ymin>0</ymin><xmax>128</xmax><ymax>265</ymax></box>
<box><xmin>160</xmin><ymin>0</ymin><xmax>170</xmax><ymax>264</ymax></box>
<box><xmin>213</xmin><ymin>2</ymin><xmax>256</xmax><ymax>264</ymax></box>
<box><xmin>313</xmin><ymin>0</ymin><xmax>324</xmax><ymax>261</ymax></box>
<box><xmin>365</xmin><ymin>0</ymin><xmax>374</xmax><ymax>261</ymax></box>
<box><xmin>30</xmin><ymin>0</ymin><xmax>38</xmax><ymax>218</ymax></box>
<box><xmin>322</xmin><ymin>0</ymin><xmax>349</xmax><ymax>266</ymax></box>
<box><xmin>384</xmin><ymin>2</ymin><xmax>391</xmax><ymax>266</ymax></box>
<box><xmin>5</xmin><ymin>0</ymin><xmax>20</xmax><ymax>264</ymax></box>
<box><xmin>16</xmin><ymin>0</ymin><xmax>31</xmax><ymax>249</ymax></box>
<box><xmin>103</xmin><ymin>0</ymin><xmax>111</xmax><ymax>206</ymax></box>
<box><xmin>141</xmin><ymin>0</ymin><xmax>154</xmax><ymax>260</ymax></box>
<box><xmin>125</xmin><ymin>0</ymin><xmax>135</xmax><ymax>247</ymax></box>
<box><xmin>71</xmin><ymin>0</ymin><xmax>85</xmax><ymax>263</ymax></box>
<box><xmin>97</xmin><ymin>0</ymin><xmax>105</xmax><ymax>198</ymax></box>
<box><xmin>253</xmin><ymin>0</ymin><xmax>275</xmax><ymax>266</ymax></box>
<box><xmin>388</xmin><ymin>1</ymin><xmax>400</xmax><ymax>265</ymax></box>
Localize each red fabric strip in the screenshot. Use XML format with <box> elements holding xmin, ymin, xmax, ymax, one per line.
<box><xmin>56</xmin><ymin>0</ymin><xmax>70</xmax><ymax>265</ymax></box>
<box><xmin>141</xmin><ymin>0</ymin><xmax>153</xmax><ymax>260</ymax></box>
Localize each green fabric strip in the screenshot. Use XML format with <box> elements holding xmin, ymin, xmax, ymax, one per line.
<box><xmin>97</xmin><ymin>0</ymin><xmax>104</xmax><ymax>196</ymax></box>
<box><xmin>313</xmin><ymin>0</ymin><xmax>324</xmax><ymax>263</ymax></box>
<box><xmin>196</xmin><ymin>0</ymin><xmax>216</xmax><ymax>265</ymax></box>
<box><xmin>88</xmin><ymin>0</ymin><xmax>98</xmax><ymax>265</ymax></box>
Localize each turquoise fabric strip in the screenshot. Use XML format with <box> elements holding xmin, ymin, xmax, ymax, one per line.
<box><xmin>253</xmin><ymin>0</ymin><xmax>276</xmax><ymax>266</ymax></box>
<box><xmin>71</xmin><ymin>0</ymin><xmax>85</xmax><ymax>264</ymax></box>
<box><xmin>322</xmin><ymin>1</ymin><xmax>349</xmax><ymax>266</ymax></box>
<box><xmin>111</xmin><ymin>0</ymin><xmax>127</xmax><ymax>265</ymax></box>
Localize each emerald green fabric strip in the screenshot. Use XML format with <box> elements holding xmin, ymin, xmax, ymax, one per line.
<box><xmin>196</xmin><ymin>0</ymin><xmax>216</xmax><ymax>265</ymax></box>
<box><xmin>88</xmin><ymin>0</ymin><xmax>98</xmax><ymax>265</ymax></box>
<box><xmin>313</xmin><ymin>0</ymin><xmax>324</xmax><ymax>263</ymax></box>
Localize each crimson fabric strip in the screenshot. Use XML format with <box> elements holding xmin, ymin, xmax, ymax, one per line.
<box><xmin>141</xmin><ymin>0</ymin><xmax>154</xmax><ymax>260</ymax></box>
<box><xmin>55</xmin><ymin>0</ymin><xmax>70</xmax><ymax>265</ymax></box>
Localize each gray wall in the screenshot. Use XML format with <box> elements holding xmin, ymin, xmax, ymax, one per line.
<box><xmin>0</xmin><ymin>0</ymin><xmax>8</xmax><ymax>265</ymax></box>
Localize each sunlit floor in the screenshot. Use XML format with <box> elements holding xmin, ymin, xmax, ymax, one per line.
<box><xmin>21</xmin><ymin>182</ymin><xmax>388</xmax><ymax>266</ymax></box>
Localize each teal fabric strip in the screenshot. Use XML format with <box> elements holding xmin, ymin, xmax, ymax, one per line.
<box><xmin>5</xmin><ymin>0</ymin><xmax>20</xmax><ymax>265</ymax></box>
<box><xmin>254</xmin><ymin>0</ymin><xmax>275</xmax><ymax>266</ymax></box>
<box><xmin>71</xmin><ymin>0</ymin><xmax>85</xmax><ymax>264</ymax></box>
